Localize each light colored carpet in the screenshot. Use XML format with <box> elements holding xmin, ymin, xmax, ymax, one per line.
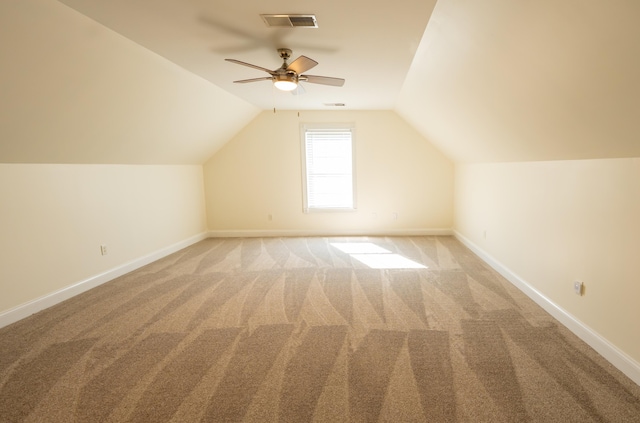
<box><xmin>0</xmin><ymin>236</ymin><xmax>639</xmax><ymax>422</ymax></box>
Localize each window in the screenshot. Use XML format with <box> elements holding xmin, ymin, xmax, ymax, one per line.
<box><xmin>301</xmin><ymin>124</ymin><xmax>356</xmax><ymax>212</ymax></box>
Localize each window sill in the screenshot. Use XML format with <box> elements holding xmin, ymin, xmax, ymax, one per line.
<box><xmin>304</xmin><ymin>207</ymin><xmax>357</xmax><ymax>213</ymax></box>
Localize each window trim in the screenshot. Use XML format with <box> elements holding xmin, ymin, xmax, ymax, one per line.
<box><xmin>300</xmin><ymin>123</ymin><xmax>357</xmax><ymax>213</ymax></box>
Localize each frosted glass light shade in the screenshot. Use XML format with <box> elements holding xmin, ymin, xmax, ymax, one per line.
<box><xmin>274</xmin><ymin>79</ymin><xmax>298</xmax><ymax>91</ymax></box>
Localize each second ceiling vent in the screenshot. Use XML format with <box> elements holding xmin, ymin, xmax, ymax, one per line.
<box><xmin>260</xmin><ymin>14</ymin><xmax>318</xmax><ymax>28</ymax></box>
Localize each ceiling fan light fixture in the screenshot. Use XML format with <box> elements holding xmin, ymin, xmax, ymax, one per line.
<box><xmin>274</xmin><ymin>80</ymin><xmax>298</xmax><ymax>91</ymax></box>
<box><xmin>273</xmin><ymin>74</ymin><xmax>298</xmax><ymax>91</ymax></box>
<box><xmin>227</xmin><ymin>49</ymin><xmax>345</xmax><ymax>93</ymax></box>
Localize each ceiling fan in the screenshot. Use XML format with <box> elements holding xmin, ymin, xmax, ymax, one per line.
<box><xmin>225</xmin><ymin>48</ymin><xmax>345</xmax><ymax>92</ymax></box>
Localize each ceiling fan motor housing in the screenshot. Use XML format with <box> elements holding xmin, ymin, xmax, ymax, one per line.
<box><xmin>275</xmin><ymin>70</ymin><xmax>298</xmax><ymax>82</ymax></box>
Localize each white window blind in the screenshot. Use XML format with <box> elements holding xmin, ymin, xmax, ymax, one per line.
<box><xmin>302</xmin><ymin>126</ymin><xmax>355</xmax><ymax>211</ymax></box>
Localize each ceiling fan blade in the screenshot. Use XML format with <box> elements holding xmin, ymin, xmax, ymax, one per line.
<box><xmin>300</xmin><ymin>75</ymin><xmax>345</xmax><ymax>87</ymax></box>
<box><xmin>287</xmin><ymin>55</ymin><xmax>318</xmax><ymax>74</ymax></box>
<box><xmin>233</xmin><ymin>77</ymin><xmax>273</xmax><ymax>84</ymax></box>
<box><xmin>225</xmin><ymin>59</ymin><xmax>275</xmax><ymax>75</ymax></box>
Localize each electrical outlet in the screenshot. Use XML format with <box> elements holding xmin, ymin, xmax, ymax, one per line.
<box><xmin>100</xmin><ymin>244</ymin><xmax>108</xmax><ymax>256</ymax></box>
<box><xmin>573</xmin><ymin>280</ymin><xmax>583</xmax><ymax>296</ymax></box>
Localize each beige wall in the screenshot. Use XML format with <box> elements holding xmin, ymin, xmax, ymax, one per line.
<box><xmin>454</xmin><ymin>158</ymin><xmax>640</xmax><ymax>364</ymax></box>
<box><xmin>203</xmin><ymin>110</ymin><xmax>454</xmax><ymax>235</ymax></box>
<box><xmin>0</xmin><ymin>164</ymin><xmax>207</xmax><ymax>314</ymax></box>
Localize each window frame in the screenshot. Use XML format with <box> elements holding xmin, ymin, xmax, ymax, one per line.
<box><xmin>300</xmin><ymin>123</ymin><xmax>357</xmax><ymax>213</ymax></box>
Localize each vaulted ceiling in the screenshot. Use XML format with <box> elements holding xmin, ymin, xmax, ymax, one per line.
<box><xmin>2</xmin><ymin>0</ymin><xmax>639</xmax><ymax>164</ymax></box>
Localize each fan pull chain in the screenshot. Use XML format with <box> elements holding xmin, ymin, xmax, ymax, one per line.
<box><xmin>272</xmin><ymin>82</ymin><xmax>276</xmax><ymax>113</ymax></box>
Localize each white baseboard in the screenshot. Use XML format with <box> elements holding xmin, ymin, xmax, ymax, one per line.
<box><xmin>453</xmin><ymin>230</ymin><xmax>640</xmax><ymax>387</ymax></box>
<box><xmin>0</xmin><ymin>232</ymin><xmax>208</xmax><ymax>329</ymax></box>
<box><xmin>208</xmin><ymin>228</ymin><xmax>453</xmax><ymax>238</ymax></box>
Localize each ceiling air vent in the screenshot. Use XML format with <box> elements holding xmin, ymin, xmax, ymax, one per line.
<box><xmin>260</xmin><ymin>14</ymin><xmax>318</xmax><ymax>28</ymax></box>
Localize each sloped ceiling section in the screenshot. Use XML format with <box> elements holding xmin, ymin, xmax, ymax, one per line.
<box><xmin>0</xmin><ymin>0</ymin><xmax>259</xmax><ymax>165</ymax></box>
<box><xmin>3</xmin><ymin>0</ymin><xmax>639</xmax><ymax>165</ymax></box>
<box><xmin>396</xmin><ymin>0</ymin><xmax>640</xmax><ymax>163</ymax></box>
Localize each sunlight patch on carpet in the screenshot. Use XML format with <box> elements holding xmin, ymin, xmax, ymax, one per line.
<box><xmin>331</xmin><ymin>242</ymin><xmax>427</xmax><ymax>269</ymax></box>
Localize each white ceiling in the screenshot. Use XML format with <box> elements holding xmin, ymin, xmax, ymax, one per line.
<box><xmin>58</xmin><ymin>0</ymin><xmax>438</xmax><ymax>111</ymax></box>
<box><xmin>56</xmin><ymin>0</ymin><xmax>640</xmax><ymax>163</ymax></box>
<box><xmin>3</xmin><ymin>0</ymin><xmax>639</xmax><ymax>164</ymax></box>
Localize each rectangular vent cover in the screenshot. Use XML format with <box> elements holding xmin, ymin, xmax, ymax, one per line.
<box><xmin>261</xmin><ymin>14</ymin><xmax>318</xmax><ymax>28</ymax></box>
